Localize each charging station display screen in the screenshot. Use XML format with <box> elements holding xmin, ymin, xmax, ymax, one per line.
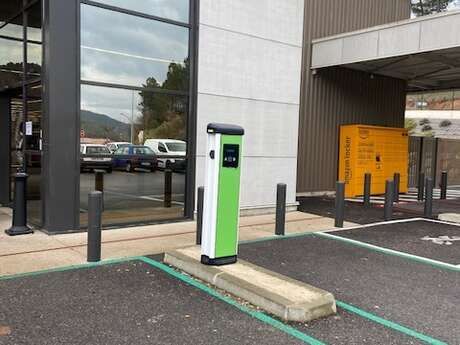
<box><xmin>222</xmin><ymin>144</ymin><xmax>239</xmax><ymax>168</ymax></box>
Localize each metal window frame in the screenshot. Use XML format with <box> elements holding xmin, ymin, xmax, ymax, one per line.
<box><xmin>80</xmin><ymin>0</ymin><xmax>191</xmax><ymax>28</ymax></box>
<box><xmin>76</xmin><ymin>0</ymin><xmax>199</xmax><ymax>229</ymax></box>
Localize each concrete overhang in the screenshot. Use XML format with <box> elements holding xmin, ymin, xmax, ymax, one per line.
<box><xmin>311</xmin><ymin>10</ymin><xmax>460</xmax><ymax>92</ymax></box>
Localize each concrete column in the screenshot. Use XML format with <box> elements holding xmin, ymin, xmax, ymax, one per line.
<box><xmin>41</xmin><ymin>0</ymin><xmax>80</xmax><ymax>231</ymax></box>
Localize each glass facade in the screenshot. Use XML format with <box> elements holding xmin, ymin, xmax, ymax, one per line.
<box><xmin>0</xmin><ymin>0</ymin><xmax>42</xmax><ymax>226</ymax></box>
<box><xmin>411</xmin><ymin>0</ymin><xmax>460</xmax><ymax>17</ymax></box>
<box><xmin>80</xmin><ymin>1</ymin><xmax>191</xmax><ymax>227</ymax></box>
<box><xmin>89</xmin><ymin>0</ymin><xmax>190</xmax><ymax>23</ymax></box>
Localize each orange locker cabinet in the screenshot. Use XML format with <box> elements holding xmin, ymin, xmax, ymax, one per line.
<box><xmin>338</xmin><ymin>125</ymin><xmax>408</xmax><ymax>198</ymax></box>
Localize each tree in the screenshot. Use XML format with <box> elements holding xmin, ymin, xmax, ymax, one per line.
<box><xmin>411</xmin><ymin>0</ymin><xmax>450</xmax><ymax>17</ymax></box>
<box><xmin>138</xmin><ymin>59</ymin><xmax>189</xmax><ymax>141</ymax></box>
<box><xmin>405</xmin><ymin>118</ymin><xmax>417</xmax><ymax>134</ymax></box>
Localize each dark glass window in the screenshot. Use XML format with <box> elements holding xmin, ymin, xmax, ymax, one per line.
<box><xmin>166</xmin><ymin>142</ymin><xmax>186</xmax><ymax>152</ymax></box>
<box><xmin>81</xmin><ymin>4</ymin><xmax>189</xmax><ymax>90</ymax></box>
<box><xmin>1</xmin><ymin>0</ymin><xmax>43</xmax><ymax>226</ymax></box>
<box><xmin>0</xmin><ymin>38</ymin><xmax>23</xmax><ymax>89</ymax></box>
<box><xmin>133</xmin><ymin>147</ymin><xmax>154</xmax><ymax>155</ymax></box>
<box><xmin>91</xmin><ymin>0</ymin><xmax>189</xmax><ymax>23</ymax></box>
<box><xmin>80</xmin><ymin>83</ymin><xmax>188</xmax><ymax>227</ymax></box>
<box><xmin>86</xmin><ymin>146</ymin><xmax>111</xmax><ymax>154</ymax></box>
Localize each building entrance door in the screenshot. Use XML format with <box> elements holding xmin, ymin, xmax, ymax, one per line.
<box><xmin>0</xmin><ymin>83</ymin><xmax>42</xmax><ymax>226</ymax></box>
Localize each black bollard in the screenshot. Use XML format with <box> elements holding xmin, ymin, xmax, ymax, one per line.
<box><xmin>424</xmin><ymin>177</ymin><xmax>433</xmax><ymax>218</ymax></box>
<box><xmin>164</xmin><ymin>168</ymin><xmax>172</xmax><ymax>208</ymax></box>
<box><xmin>87</xmin><ymin>191</ymin><xmax>102</xmax><ymax>262</ymax></box>
<box><xmin>94</xmin><ymin>170</ymin><xmax>105</xmax><ymax>210</ymax></box>
<box><xmin>393</xmin><ymin>173</ymin><xmax>400</xmax><ymax>203</ymax></box>
<box><xmin>384</xmin><ymin>180</ymin><xmax>394</xmax><ymax>221</ymax></box>
<box><xmin>335</xmin><ymin>181</ymin><xmax>345</xmax><ymax>228</ymax></box>
<box><xmin>440</xmin><ymin>171</ymin><xmax>447</xmax><ymax>200</ymax></box>
<box><xmin>5</xmin><ymin>173</ymin><xmax>33</xmax><ymax>236</ymax></box>
<box><xmin>275</xmin><ymin>183</ymin><xmax>287</xmax><ymax>236</ymax></box>
<box><xmin>418</xmin><ymin>172</ymin><xmax>425</xmax><ymax>201</ymax></box>
<box><xmin>196</xmin><ymin>186</ymin><xmax>204</xmax><ymax>245</ymax></box>
<box><xmin>95</xmin><ymin>170</ymin><xmax>104</xmax><ymax>192</ymax></box>
<box><xmin>363</xmin><ymin>173</ymin><xmax>371</xmax><ymax>207</ymax></box>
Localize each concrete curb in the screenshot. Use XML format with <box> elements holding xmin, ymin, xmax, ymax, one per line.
<box><xmin>164</xmin><ymin>247</ymin><xmax>336</xmax><ymax>322</ymax></box>
<box><xmin>438</xmin><ymin>213</ymin><xmax>460</xmax><ymax>224</ymax></box>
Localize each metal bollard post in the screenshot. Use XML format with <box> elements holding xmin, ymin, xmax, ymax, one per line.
<box><xmin>424</xmin><ymin>177</ymin><xmax>433</xmax><ymax>218</ymax></box>
<box><xmin>363</xmin><ymin>173</ymin><xmax>371</xmax><ymax>207</ymax></box>
<box><xmin>164</xmin><ymin>168</ymin><xmax>172</xmax><ymax>208</ymax></box>
<box><xmin>418</xmin><ymin>172</ymin><xmax>425</xmax><ymax>201</ymax></box>
<box><xmin>440</xmin><ymin>171</ymin><xmax>447</xmax><ymax>200</ymax></box>
<box><xmin>95</xmin><ymin>170</ymin><xmax>104</xmax><ymax>192</ymax></box>
<box><xmin>87</xmin><ymin>191</ymin><xmax>102</xmax><ymax>262</ymax></box>
<box><xmin>384</xmin><ymin>180</ymin><xmax>394</xmax><ymax>221</ymax></box>
<box><xmin>196</xmin><ymin>186</ymin><xmax>204</xmax><ymax>245</ymax></box>
<box><xmin>275</xmin><ymin>183</ymin><xmax>287</xmax><ymax>236</ymax></box>
<box><xmin>335</xmin><ymin>181</ymin><xmax>345</xmax><ymax>228</ymax></box>
<box><xmin>94</xmin><ymin>170</ymin><xmax>105</xmax><ymax>210</ymax></box>
<box><xmin>393</xmin><ymin>173</ymin><xmax>400</xmax><ymax>203</ymax></box>
<box><xmin>5</xmin><ymin>173</ymin><xmax>34</xmax><ymax>236</ymax></box>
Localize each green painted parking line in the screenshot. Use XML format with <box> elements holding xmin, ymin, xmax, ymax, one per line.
<box><xmin>0</xmin><ymin>256</ymin><xmax>326</xmax><ymax>345</ymax></box>
<box><xmin>336</xmin><ymin>301</ymin><xmax>448</xmax><ymax>345</ymax></box>
<box><xmin>138</xmin><ymin>257</ymin><xmax>326</xmax><ymax>345</ymax></box>
<box><xmin>315</xmin><ymin>232</ymin><xmax>460</xmax><ymax>272</ymax></box>
<box><xmin>0</xmin><ymin>257</ymin><xmax>134</xmax><ymax>281</ymax></box>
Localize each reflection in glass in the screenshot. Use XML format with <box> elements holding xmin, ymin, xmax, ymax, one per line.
<box><xmin>0</xmin><ymin>38</ymin><xmax>23</xmax><ymax>89</ymax></box>
<box><xmin>27</xmin><ymin>43</ymin><xmax>42</xmax><ymax>80</ymax></box>
<box><xmin>0</xmin><ymin>23</ymin><xmax>23</xmax><ymax>39</ymax></box>
<box><xmin>91</xmin><ymin>0</ymin><xmax>190</xmax><ymax>23</ymax></box>
<box><xmin>81</xmin><ymin>4</ymin><xmax>189</xmax><ymax>90</ymax></box>
<box><xmin>27</xmin><ymin>2</ymin><xmax>42</xmax><ymax>42</ymax></box>
<box><xmin>25</xmin><ymin>84</ymin><xmax>42</xmax><ymax>226</ymax></box>
<box><xmin>80</xmin><ymin>84</ymin><xmax>188</xmax><ymax>227</ymax></box>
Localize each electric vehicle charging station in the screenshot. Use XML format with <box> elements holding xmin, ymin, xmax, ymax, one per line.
<box><xmin>201</xmin><ymin>123</ymin><xmax>244</xmax><ymax>266</ymax></box>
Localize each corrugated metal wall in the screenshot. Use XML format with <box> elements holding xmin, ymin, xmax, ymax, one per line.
<box><xmin>297</xmin><ymin>0</ymin><xmax>411</xmax><ymax>193</ymax></box>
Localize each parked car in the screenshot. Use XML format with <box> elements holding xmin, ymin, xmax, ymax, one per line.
<box><xmin>80</xmin><ymin>144</ymin><xmax>113</xmax><ymax>173</ymax></box>
<box><xmin>144</xmin><ymin>139</ymin><xmax>186</xmax><ymax>171</ymax></box>
<box><xmin>112</xmin><ymin>145</ymin><xmax>157</xmax><ymax>172</ymax></box>
<box><xmin>106</xmin><ymin>141</ymin><xmax>131</xmax><ymax>153</ymax></box>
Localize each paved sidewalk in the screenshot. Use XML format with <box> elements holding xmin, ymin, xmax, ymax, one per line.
<box><xmin>0</xmin><ymin>208</ymin><xmax>356</xmax><ymax>276</ymax></box>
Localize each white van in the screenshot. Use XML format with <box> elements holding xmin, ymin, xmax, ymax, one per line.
<box><xmin>144</xmin><ymin>139</ymin><xmax>186</xmax><ymax>170</ymax></box>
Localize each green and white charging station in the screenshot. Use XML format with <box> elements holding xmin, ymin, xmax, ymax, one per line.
<box><xmin>201</xmin><ymin>123</ymin><xmax>244</xmax><ymax>266</ymax></box>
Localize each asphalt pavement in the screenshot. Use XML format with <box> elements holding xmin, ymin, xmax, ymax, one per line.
<box><xmin>334</xmin><ymin>219</ymin><xmax>460</xmax><ymax>265</ymax></box>
<box><xmin>298</xmin><ymin>196</ymin><xmax>417</xmax><ymax>224</ymax></box>
<box><xmin>80</xmin><ymin>170</ymin><xmax>186</xmax><ymax>211</ymax></box>
<box><xmin>0</xmin><ymin>259</ymin><xmax>308</xmax><ymax>345</ymax></box>
<box><xmin>239</xmin><ymin>225</ymin><xmax>459</xmax><ymax>345</ymax></box>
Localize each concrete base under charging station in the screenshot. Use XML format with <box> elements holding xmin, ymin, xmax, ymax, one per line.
<box><xmin>164</xmin><ymin>246</ymin><xmax>336</xmax><ymax>322</ymax></box>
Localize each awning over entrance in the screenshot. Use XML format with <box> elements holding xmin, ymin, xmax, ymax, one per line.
<box><xmin>311</xmin><ymin>10</ymin><xmax>460</xmax><ymax>92</ymax></box>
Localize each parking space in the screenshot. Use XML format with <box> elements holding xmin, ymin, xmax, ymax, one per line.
<box><xmin>331</xmin><ymin>219</ymin><xmax>460</xmax><ymax>265</ymax></box>
<box><xmin>239</xmin><ymin>225</ymin><xmax>459</xmax><ymax>345</ymax></box>
<box><xmin>2</xmin><ymin>220</ymin><xmax>459</xmax><ymax>345</ymax></box>
<box><xmin>0</xmin><ymin>257</ymin><xmax>315</xmax><ymax>345</ymax></box>
<box><xmin>394</xmin><ymin>199</ymin><xmax>460</xmax><ymax>217</ymax></box>
<box><xmin>298</xmin><ymin>196</ymin><xmax>417</xmax><ymax>225</ymax></box>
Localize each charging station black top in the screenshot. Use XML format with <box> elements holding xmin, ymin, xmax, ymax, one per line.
<box><xmin>207</xmin><ymin>123</ymin><xmax>244</xmax><ymax>136</ymax></box>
